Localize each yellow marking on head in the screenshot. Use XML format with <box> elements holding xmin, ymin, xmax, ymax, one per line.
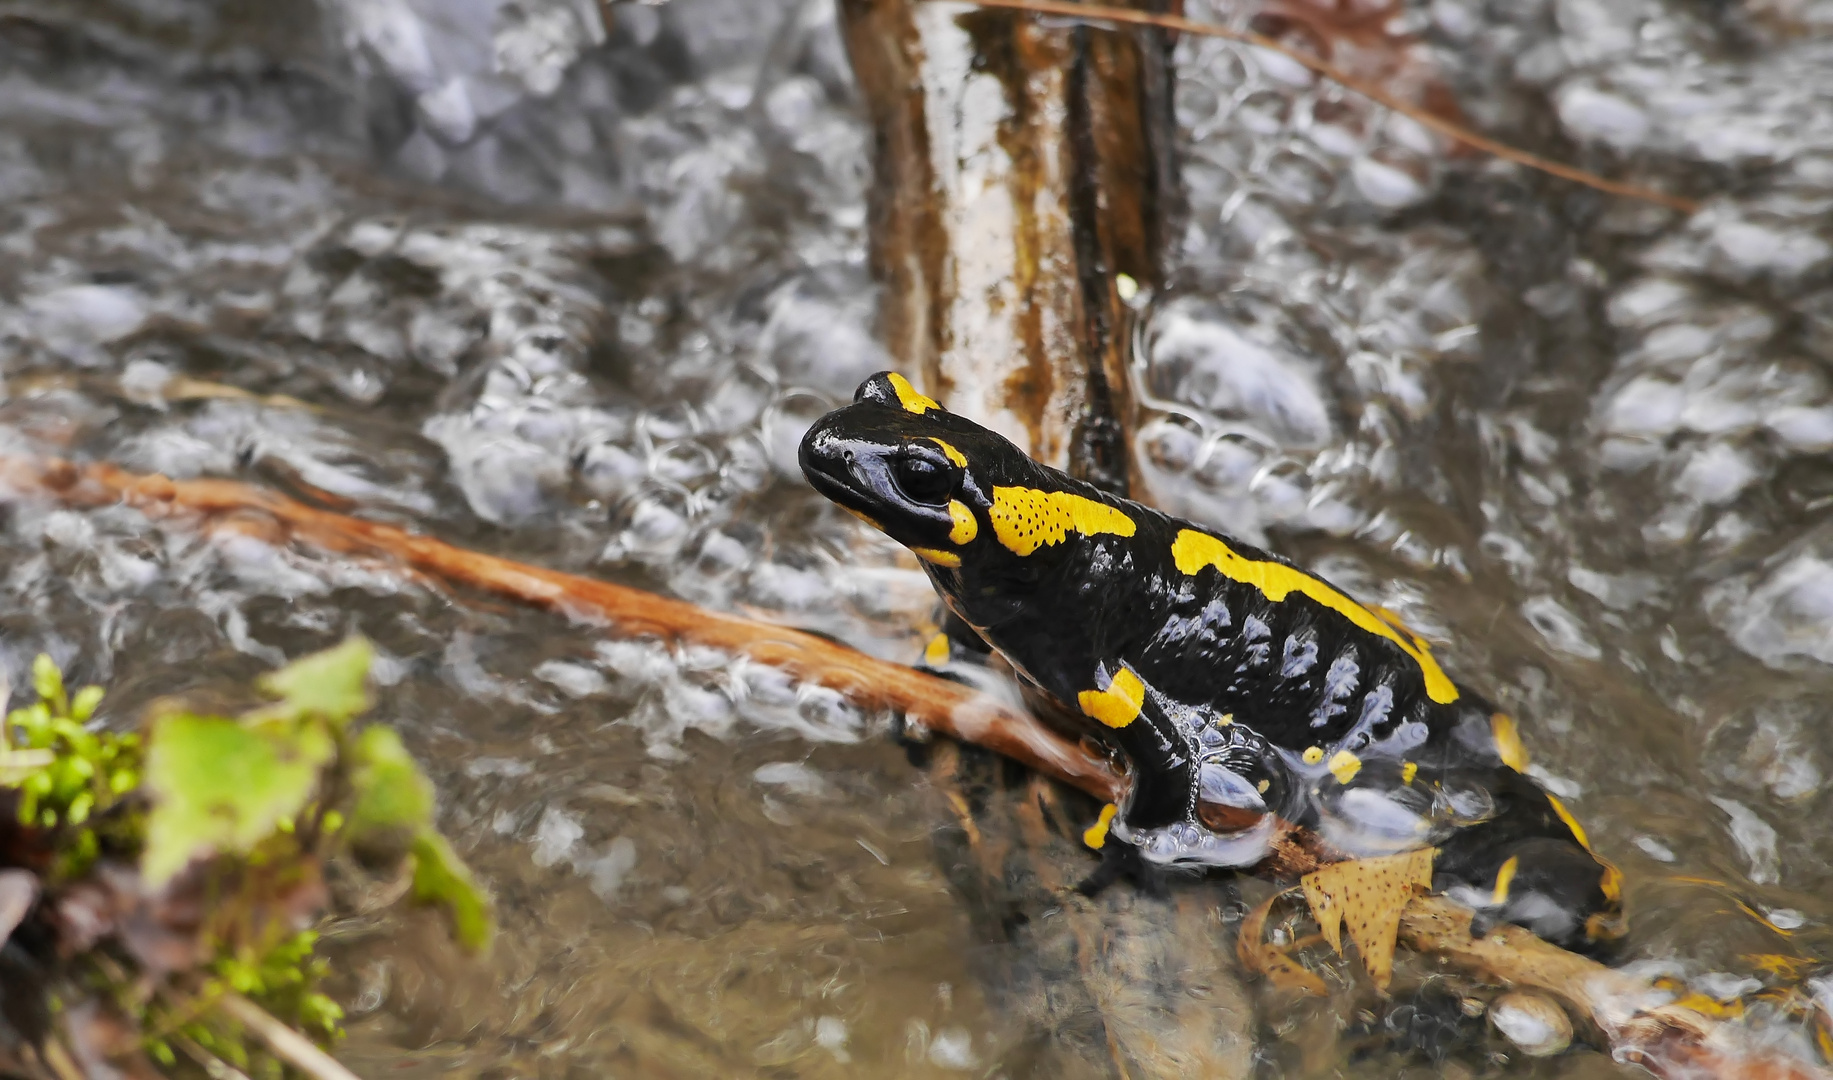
<box><xmin>1078</xmin><ymin>667</ymin><xmax>1145</xmax><ymax>729</ymax></box>
<box><xmin>1327</xmin><ymin>749</ymin><xmax>1362</xmax><ymax>784</ymax></box>
<box><xmin>989</xmin><ymin>486</ymin><xmax>1135</xmax><ymax>556</ymax></box>
<box><xmin>1401</xmin><ymin>761</ymin><xmax>1418</xmax><ymax>784</ymax></box>
<box><xmin>1492</xmin><ymin>713</ymin><xmax>1528</xmax><ymax>771</ymax></box>
<box><xmin>1083</xmin><ymin>803</ymin><xmax>1118</xmax><ymax>850</ymax></box>
<box><xmin>947</xmin><ymin>499</ymin><xmax>978</xmax><ymax>545</ymax></box>
<box><xmin>924</xmin><ymin>633</ymin><xmax>951</xmax><ymax>668</ymax></box>
<box><xmin>844</xmin><ymin>507</ymin><xmax>884</xmax><ymax>531</ymax></box>
<box><xmin>912</xmin><ymin>547</ymin><xmax>961</xmax><ymax>567</ymax></box>
<box><xmin>1302</xmin><ymin>746</ymin><xmax>1324</xmax><ymax>765</ymax></box>
<box><xmin>928</xmin><ymin>437</ymin><xmax>967</xmax><ymax>467</ymax></box>
<box><xmin>1491</xmin><ymin>855</ymin><xmax>1520</xmax><ymax>906</ymax></box>
<box><xmin>1169</xmin><ymin>530</ymin><xmax>1460</xmax><ymax>704</ymax></box>
<box><xmin>1257</xmin><ymin>779</ymin><xmax>1270</xmax><ymax>793</ymax></box>
<box><xmin>887</xmin><ymin>372</ymin><xmax>939</xmax><ymax>414</ymax></box>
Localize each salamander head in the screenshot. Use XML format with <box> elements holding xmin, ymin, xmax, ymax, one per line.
<box><xmin>799</xmin><ymin>372</ymin><xmax>1048</xmax><ymax>573</ymax></box>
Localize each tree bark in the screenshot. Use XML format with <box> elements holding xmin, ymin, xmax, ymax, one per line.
<box><xmin>838</xmin><ymin>0</ymin><xmax>1179</xmax><ymax>494</ymax></box>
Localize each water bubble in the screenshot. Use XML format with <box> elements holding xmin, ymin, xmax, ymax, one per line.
<box><xmin>1521</xmin><ymin>596</ymin><xmax>1604</xmax><ymax>661</ymax></box>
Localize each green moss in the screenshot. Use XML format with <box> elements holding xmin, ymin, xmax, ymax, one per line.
<box><xmin>7</xmin><ymin>640</ymin><xmax>493</xmax><ymax>1073</ymax></box>
<box><xmin>3</xmin><ymin>654</ymin><xmax>142</xmax><ymax>878</ymax></box>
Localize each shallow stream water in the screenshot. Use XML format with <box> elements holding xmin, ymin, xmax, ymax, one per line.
<box><xmin>2</xmin><ymin>0</ymin><xmax>1832</xmax><ymax>1076</ymax></box>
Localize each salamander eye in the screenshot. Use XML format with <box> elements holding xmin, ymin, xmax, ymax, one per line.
<box><xmin>892</xmin><ymin>453</ymin><xmax>954</xmax><ymax>505</ymax></box>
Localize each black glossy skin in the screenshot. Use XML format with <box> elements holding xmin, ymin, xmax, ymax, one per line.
<box><xmin>800</xmin><ymin>373</ymin><xmax>1620</xmax><ymax>948</ymax></box>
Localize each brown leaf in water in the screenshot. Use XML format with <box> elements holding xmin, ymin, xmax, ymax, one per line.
<box><xmin>1236</xmin><ymin>887</ymin><xmax>1329</xmax><ymax>996</ymax></box>
<box><xmin>1301</xmin><ymin>848</ymin><xmax>1435</xmax><ymax>991</ymax></box>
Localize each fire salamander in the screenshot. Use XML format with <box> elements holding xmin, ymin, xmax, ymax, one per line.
<box><xmin>800</xmin><ymin>372</ymin><xmax>1622</xmax><ymax>949</ymax></box>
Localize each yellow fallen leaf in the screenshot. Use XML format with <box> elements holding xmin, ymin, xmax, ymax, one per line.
<box><xmin>1301</xmin><ymin>848</ymin><xmax>1436</xmax><ymax>991</ymax></box>
<box><xmin>1236</xmin><ymin>886</ymin><xmax>1329</xmax><ymax>997</ymax></box>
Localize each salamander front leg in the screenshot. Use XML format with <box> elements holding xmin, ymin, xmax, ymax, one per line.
<box><xmin>1076</xmin><ymin>663</ymin><xmax>1284</xmax><ymax>868</ymax></box>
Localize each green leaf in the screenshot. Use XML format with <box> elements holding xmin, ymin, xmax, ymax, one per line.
<box><xmin>70</xmin><ymin>685</ymin><xmax>104</xmax><ymax>723</ymax></box>
<box><xmin>31</xmin><ymin>654</ymin><xmax>65</xmax><ymax>714</ymax></box>
<box><xmin>256</xmin><ymin>638</ymin><xmax>373</xmax><ymax>726</ymax></box>
<box><xmin>411</xmin><ymin>833</ymin><xmax>493</xmax><ymax>953</ymax></box>
<box><xmin>345</xmin><ymin>726</ymin><xmax>434</xmax><ymax>839</ymax></box>
<box><xmin>141</xmin><ymin>713</ymin><xmax>334</xmax><ymax>886</ymax></box>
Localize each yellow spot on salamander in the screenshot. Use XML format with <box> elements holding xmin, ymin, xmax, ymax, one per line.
<box><xmin>989</xmin><ymin>486</ymin><xmax>1135</xmax><ymax>556</ymax></box>
<box><xmin>1169</xmin><ymin>530</ymin><xmax>1460</xmax><ymax>705</ymax></box>
<box><xmin>1492</xmin><ymin>712</ymin><xmax>1528</xmax><ymax>771</ymax></box>
<box><xmin>1546</xmin><ymin>794</ymin><xmax>1591</xmax><ymax>851</ymax></box>
<box><xmin>924</xmin><ymin>633</ymin><xmax>951</xmax><ymax>668</ymax></box>
<box><xmin>1401</xmin><ymin>761</ymin><xmax>1418</xmax><ymax>784</ymax></box>
<box><xmin>1302</xmin><ymin>746</ymin><xmax>1324</xmax><ymax>765</ymax></box>
<box><xmin>947</xmin><ymin>499</ymin><xmax>978</xmax><ymax>545</ymax></box>
<box><xmin>1491</xmin><ymin>855</ymin><xmax>1520</xmax><ymax>905</ymax></box>
<box><xmin>1084</xmin><ymin>803</ymin><xmax>1118</xmax><ymax>849</ymax></box>
<box><xmin>1256</xmin><ymin>779</ymin><xmax>1270</xmax><ymax>793</ymax></box>
<box><xmin>1372</xmin><ymin>605</ymin><xmax>1427</xmax><ymax>648</ymax></box>
<box><xmin>887</xmin><ymin>372</ymin><xmax>939</xmax><ymax>414</ymax></box>
<box><xmin>912</xmin><ymin>547</ymin><xmax>961</xmax><ymax>567</ymax></box>
<box><xmin>1218</xmin><ymin>713</ymin><xmax>1234</xmax><ymax>725</ymax></box>
<box><xmin>844</xmin><ymin>507</ymin><xmax>883</xmax><ymax>531</ymax></box>
<box><xmin>1547</xmin><ymin>793</ymin><xmax>1624</xmax><ymax>904</ymax></box>
<box><xmin>1078</xmin><ymin>667</ymin><xmax>1145</xmax><ymax>729</ymax></box>
<box><xmin>1327</xmin><ymin>750</ymin><xmax>1362</xmax><ymax>784</ymax></box>
<box><xmin>928</xmin><ymin>437</ymin><xmax>967</xmax><ymax>467</ymax></box>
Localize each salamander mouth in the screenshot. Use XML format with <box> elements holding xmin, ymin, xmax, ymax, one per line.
<box><xmin>798</xmin><ymin>423</ymin><xmax>873</xmax><ymax>509</ymax></box>
<box><xmin>800</xmin><ymin>450</ymin><xmax>864</xmax><ymax>506</ymax></box>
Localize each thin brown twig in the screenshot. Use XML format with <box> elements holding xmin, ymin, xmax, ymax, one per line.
<box><xmin>0</xmin><ymin>455</ymin><xmax>1126</xmax><ymax>807</ymax></box>
<box><xmin>215</xmin><ymin>993</ymin><xmax>363</xmax><ymax>1080</ymax></box>
<box><xmin>170</xmin><ymin>1033</ymin><xmax>254</xmax><ymax>1080</ymax></box>
<box><xmin>947</xmin><ymin>0</ymin><xmax>1702</xmax><ymax>214</ymax></box>
<box><xmin>34</xmin><ymin>1041</ymin><xmax>84</xmax><ymax>1080</ymax></box>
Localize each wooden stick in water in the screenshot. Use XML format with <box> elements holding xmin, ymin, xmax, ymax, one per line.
<box><xmin>0</xmin><ymin>455</ymin><xmax>1125</xmax><ymax>806</ymax></box>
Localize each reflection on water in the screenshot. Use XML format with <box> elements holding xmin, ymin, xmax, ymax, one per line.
<box><xmin>2</xmin><ymin>0</ymin><xmax>1831</xmax><ymax>1075</ymax></box>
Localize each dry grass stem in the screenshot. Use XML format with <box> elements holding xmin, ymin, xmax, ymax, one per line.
<box><xmin>949</xmin><ymin>0</ymin><xmax>1702</xmax><ymax>213</ymax></box>
<box><xmin>214</xmin><ymin>994</ymin><xmax>363</xmax><ymax>1080</ymax></box>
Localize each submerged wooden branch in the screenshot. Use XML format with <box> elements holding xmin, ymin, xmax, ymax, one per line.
<box><xmin>1403</xmin><ymin>897</ymin><xmax>1829</xmax><ymax>1080</ymax></box>
<box><xmin>0</xmin><ymin>455</ymin><xmax>1124</xmax><ymax>806</ymax></box>
<box><xmin>4</xmin><ymin>452</ymin><xmax>1825</xmax><ymax>1080</ymax></box>
<box><xmin>951</xmin><ymin>0</ymin><xmax>1704</xmax><ymax>213</ymax></box>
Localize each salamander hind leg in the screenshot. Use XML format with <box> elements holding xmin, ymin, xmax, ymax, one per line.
<box><xmin>1431</xmin><ymin>792</ymin><xmax>1621</xmax><ymax>952</ymax></box>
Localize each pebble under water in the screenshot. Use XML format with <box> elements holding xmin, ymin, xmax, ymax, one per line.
<box><xmin>2</xmin><ymin>0</ymin><xmax>1833</xmax><ymax>1076</ymax></box>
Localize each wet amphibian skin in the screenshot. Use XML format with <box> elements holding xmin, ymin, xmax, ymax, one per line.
<box><xmin>800</xmin><ymin>372</ymin><xmax>1621</xmax><ymax>949</ymax></box>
